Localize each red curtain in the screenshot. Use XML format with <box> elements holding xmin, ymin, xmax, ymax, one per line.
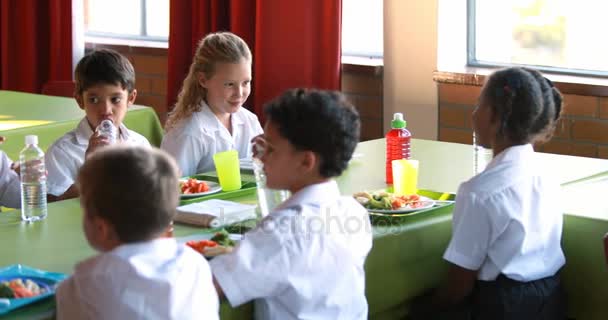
<box><xmin>0</xmin><ymin>0</ymin><xmax>73</xmax><ymax>93</ymax></box>
<box><xmin>167</xmin><ymin>0</ymin><xmax>341</xmax><ymax>119</ymax></box>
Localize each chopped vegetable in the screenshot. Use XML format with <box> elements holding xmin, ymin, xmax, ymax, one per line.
<box><xmin>180</xmin><ymin>179</ymin><xmax>210</xmax><ymax>194</ymax></box>
<box><xmin>354</xmin><ymin>191</ymin><xmax>424</xmax><ymax>210</ymax></box>
<box><xmin>0</xmin><ymin>278</ymin><xmax>46</xmax><ymax>299</ymax></box>
<box><xmin>210</xmin><ymin>229</ymin><xmax>236</xmax><ymax>247</ymax></box>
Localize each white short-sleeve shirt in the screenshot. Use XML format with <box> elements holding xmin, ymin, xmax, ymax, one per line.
<box><xmin>443</xmin><ymin>144</ymin><xmax>565</xmax><ymax>282</ymax></box>
<box><xmin>56</xmin><ymin>238</ymin><xmax>219</xmax><ymax>320</ymax></box>
<box><xmin>210</xmin><ymin>180</ymin><xmax>372</xmax><ymax>320</ymax></box>
<box><xmin>0</xmin><ymin>151</ymin><xmax>20</xmax><ymax>208</ymax></box>
<box><xmin>160</xmin><ymin>103</ymin><xmax>263</xmax><ymax>176</ymax></box>
<box><xmin>45</xmin><ymin>117</ymin><xmax>151</xmax><ymax>196</ymax></box>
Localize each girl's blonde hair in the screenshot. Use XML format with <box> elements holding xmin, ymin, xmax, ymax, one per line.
<box><xmin>165</xmin><ymin>32</ymin><xmax>252</xmax><ymax>131</ymax></box>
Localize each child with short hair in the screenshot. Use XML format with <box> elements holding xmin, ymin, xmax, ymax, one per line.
<box><xmin>210</xmin><ymin>89</ymin><xmax>372</xmax><ymax>320</ymax></box>
<box><xmin>0</xmin><ymin>136</ymin><xmax>20</xmax><ymax>208</ymax></box>
<box><xmin>45</xmin><ymin>49</ymin><xmax>150</xmax><ymax>201</ymax></box>
<box><xmin>55</xmin><ymin>145</ymin><xmax>219</xmax><ymax>319</ymax></box>
<box><xmin>420</xmin><ymin>67</ymin><xmax>566</xmax><ymax>319</ymax></box>
<box><xmin>161</xmin><ymin>32</ymin><xmax>262</xmax><ymax>176</ymax></box>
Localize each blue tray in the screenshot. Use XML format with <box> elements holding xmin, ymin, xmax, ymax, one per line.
<box><xmin>0</xmin><ymin>265</ymin><xmax>67</xmax><ymax>315</ymax></box>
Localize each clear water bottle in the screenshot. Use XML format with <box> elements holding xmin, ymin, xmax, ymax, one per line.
<box><xmin>473</xmin><ymin>132</ymin><xmax>493</xmax><ymax>175</ymax></box>
<box><xmin>252</xmin><ymin>154</ymin><xmax>289</xmax><ymax>218</ymax></box>
<box><xmin>96</xmin><ymin>119</ymin><xmax>117</xmax><ymax>144</ymax></box>
<box><xmin>20</xmin><ymin>135</ymin><xmax>47</xmax><ymax>222</ymax></box>
<box><xmin>385</xmin><ymin>113</ymin><xmax>411</xmax><ymax>184</ymax></box>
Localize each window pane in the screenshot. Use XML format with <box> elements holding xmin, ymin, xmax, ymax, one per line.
<box><xmin>86</xmin><ymin>0</ymin><xmax>142</xmax><ymax>36</ymax></box>
<box><xmin>473</xmin><ymin>0</ymin><xmax>608</xmax><ymax>73</ymax></box>
<box><xmin>145</xmin><ymin>0</ymin><xmax>169</xmax><ymax>38</ymax></box>
<box><xmin>342</xmin><ymin>0</ymin><xmax>383</xmax><ymax>57</ymax></box>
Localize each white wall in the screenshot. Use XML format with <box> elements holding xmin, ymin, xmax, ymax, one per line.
<box><xmin>383</xmin><ymin>0</ymin><xmax>439</xmax><ymax>139</ymax></box>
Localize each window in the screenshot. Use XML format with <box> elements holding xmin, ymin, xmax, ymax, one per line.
<box><xmin>469</xmin><ymin>0</ymin><xmax>608</xmax><ymax>76</ymax></box>
<box><xmin>342</xmin><ymin>0</ymin><xmax>383</xmax><ymax>58</ymax></box>
<box><xmin>84</xmin><ymin>0</ymin><xmax>169</xmax><ymax>42</ymax></box>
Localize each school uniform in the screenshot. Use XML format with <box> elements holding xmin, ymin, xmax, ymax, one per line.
<box><xmin>160</xmin><ymin>102</ymin><xmax>263</xmax><ymax>176</ymax></box>
<box><xmin>0</xmin><ymin>151</ymin><xmax>20</xmax><ymax>208</ymax></box>
<box><xmin>443</xmin><ymin>144</ymin><xmax>566</xmax><ymax>319</ymax></box>
<box><xmin>56</xmin><ymin>238</ymin><xmax>219</xmax><ymax>320</ymax></box>
<box><xmin>210</xmin><ymin>180</ymin><xmax>372</xmax><ymax>320</ymax></box>
<box><xmin>45</xmin><ymin>117</ymin><xmax>150</xmax><ymax>196</ymax></box>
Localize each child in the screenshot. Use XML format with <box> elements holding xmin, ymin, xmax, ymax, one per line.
<box><xmin>210</xmin><ymin>89</ymin><xmax>372</xmax><ymax>320</ymax></box>
<box><xmin>45</xmin><ymin>49</ymin><xmax>150</xmax><ymax>201</ymax></box>
<box><xmin>55</xmin><ymin>145</ymin><xmax>219</xmax><ymax>319</ymax></box>
<box><xmin>161</xmin><ymin>32</ymin><xmax>262</xmax><ymax>176</ymax></box>
<box><xmin>419</xmin><ymin>67</ymin><xmax>566</xmax><ymax>319</ymax></box>
<box><xmin>0</xmin><ymin>136</ymin><xmax>20</xmax><ymax>208</ymax></box>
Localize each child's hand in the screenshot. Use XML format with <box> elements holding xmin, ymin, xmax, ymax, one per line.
<box><xmin>251</xmin><ymin>134</ymin><xmax>267</xmax><ymax>159</ymax></box>
<box><xmin>86</xmin><ymin>132</ymin><xmax>111</xmax><ymax>158</ymax></box>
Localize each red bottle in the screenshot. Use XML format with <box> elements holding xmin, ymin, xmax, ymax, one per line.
<box><xmin>385</xmin><ymin>113</ymin><xmax>411</xmax><ymax>184</ymax></box>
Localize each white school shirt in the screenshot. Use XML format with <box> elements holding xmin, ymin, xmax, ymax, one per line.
<box><xmin>210</xmin><ymin>180</ymin><xmax>372</xmax><ymax>320</ymax></box>
<box><xmin>56</xmin><ymin>238</ymin><xmax>220</xmax><ymax>320</ymax></box>
<box><xmin>160</xmin><ymin>103</ymin><xmax>263</xmax><ymax>176</ymax></box>
<box><xmin>0</xmin><ymin>151</ymin><xmax>20</xmax><ymax>208</ymax></box>
<box><xmin>45</xmin><ymin>117</ymin><xmax>150</xmax><ymax>196</ymax></box>
<box><xmin>443</xmin><ymin>144</ymin><xmax>565</xmax><ymax>282</ymax></box>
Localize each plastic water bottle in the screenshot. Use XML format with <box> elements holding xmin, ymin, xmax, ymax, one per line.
<box><xmin>96</xmin><ymin>119</ymin><xmax>117</xmax><ymax>144</ymax></box>
<box><xmin>20</xmin><ymin>135</ymin><xmax>47</xmax><ymax>222</ymax></box>
<box><xmin>473</xmin><ymin>132</ymin><xmax>493</xmax><ymax>175</ymax></box>
<box><xmin>252</xmin><ymin>154</ymin><xmax>289</xmax><ymax>218</ymax></box>
<box><xmin>385</xmin><ymin>113</ymin><xmax>411</xmax><ymax>184</ymax></box>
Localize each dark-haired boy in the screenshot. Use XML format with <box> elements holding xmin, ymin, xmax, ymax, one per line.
<box><xmin>55</xmin><ymin>145</ymin><xmax>219</xmax><ymax>319</ymax></box>
<box><xmin>45</xmin><ymin>49</ymin><xmax>150</xmax><ymax>201</ymax></box>
<box><xmin>210</xmin><ymin>89</ymin><xmax>372</xmax><ymax>320</ymax></box>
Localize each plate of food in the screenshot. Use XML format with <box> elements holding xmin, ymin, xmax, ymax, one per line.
<box><xmin>180</xmin><ymin>230</ymin><xmax>241</xmax><ymax>259</ymax></box>
<box><xmin>179</xmin><ymin>178</ymin><xmax>222</xmax><ymax>198</ymax></box>
<box><xmin>0</xmin><ymin>265</ymin><xmax>67</xmax><ymax>315</ymax></box>
<box><xmin>353</xmin><ymin>191</ymin><xmax>435</xmax><ymax>214</ymax></box>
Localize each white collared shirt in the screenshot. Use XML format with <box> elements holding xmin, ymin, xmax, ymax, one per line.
<box><xmin>210</xmin><ymin>180</ymin><xmax>372</xmax><ymax>320</ymax></box>
<box><xmin>56</xmin><ymin>238</ymin><xmax>219</xmax><ymax>320</ymax></box>
<box><xmin>0</xmin><ymin>151</ymin><xmax>20</xmax><ymax>208</ymax></box>
<box><xmin>160</xmin><ymin>102</ymin><xmax>263</xmax><ymax>176</ymax></box>
<box><xmin>443</xmin><ymin>144</ymin><xmax>565</xmax><ymax>281</ymax></box>
<box><xmin>45</xmin><ymin>117</ymin><xmax>150</xmax><ymax>196</ymax></box>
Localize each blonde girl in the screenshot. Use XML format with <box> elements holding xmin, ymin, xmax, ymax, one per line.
<box><xmin>161</xmin><ymin>32</ymin><xmax>262</xmax><ymax>176</ymax></box>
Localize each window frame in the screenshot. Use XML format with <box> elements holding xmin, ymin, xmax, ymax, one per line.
<box><xmin>466</xmin><ymin>0</ymin><xmax>608</xmax><ymax>78</ymax></box>
<box><xmin>84</xmin><ymin>0</ymin><xmax>168</xmax><ymax>43</ymax></box>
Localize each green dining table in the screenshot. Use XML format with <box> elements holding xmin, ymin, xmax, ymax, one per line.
<box><xmin>1</xmin><ymin>139</ymin><xmax>607</xmax><ymax>319</ymax></box>
<box><xmin>0</xmin><ymin>90</ymin><xmax>163</xmax><ymax>160</ymax></box>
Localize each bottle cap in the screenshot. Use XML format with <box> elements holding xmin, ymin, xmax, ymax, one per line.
<box><xmin>391</xmin><ymin>113</ymin><xmax>406</xmax><ymax>129</ymax></box>
<box><xmin>25</xmin><ymin>135</ymin><xmax>38</xmax><ymax>145</ymax></box>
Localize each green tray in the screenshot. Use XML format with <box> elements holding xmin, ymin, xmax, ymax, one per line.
<box><xmin>179</xmin><ymin>172</ymin><xmax>258</xmax><ymax>206</ymax></box>
<box><xmin>367</xmin><ymin>189</ymin><xmax>456</xmax><ymax>225</ymax></box>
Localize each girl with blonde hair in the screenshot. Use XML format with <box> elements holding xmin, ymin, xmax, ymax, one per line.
<box><xmin>161</xmin><ymin>32</ymin><xmax>262</xmax><ymax>176</ymax></box>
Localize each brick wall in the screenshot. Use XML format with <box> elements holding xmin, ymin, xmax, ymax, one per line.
<box><xmin>341</xmin><ymin>64</ymin><xmax>384</xmax><ymax>141</ymax></box>
<box><xmin>437</xmin><ymin>81</ymin><xmax>608</xmax><ymax>160</ymax></box>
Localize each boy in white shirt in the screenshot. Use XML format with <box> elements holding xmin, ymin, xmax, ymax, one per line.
<box><xmin>210</xmin><ymin>89</ymin><xmax>372</xmax><ymax>320</ymax></box>
<box><xmin>45</xmin><ymin>49</ymin><xmax>150</xmax><ymax>201</ymax></box>
<box><xmin>0</xmin><ymin>136</ymin><xmax>20</xmax><ymax>208</ymax></box>
<box><xmin>56</xmin><ymin>145</ymin><xmax>219</xmax><ymax>320</ymax></box>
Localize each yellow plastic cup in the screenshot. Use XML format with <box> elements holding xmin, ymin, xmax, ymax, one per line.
<box><xmin>392</xmin><ymin>159</ymin><xmax>419</xmax><ymax>196</ymax></box>
<box><xmin>213</xmin><ymin>150</ymin><xmax>242</xmax><ymax>192</ymax></box>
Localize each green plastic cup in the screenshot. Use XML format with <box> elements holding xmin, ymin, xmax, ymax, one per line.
<box><xmin>213</xmin><ymin>150</ymin><xmax>242</xmax><ymax>192</ymax></box>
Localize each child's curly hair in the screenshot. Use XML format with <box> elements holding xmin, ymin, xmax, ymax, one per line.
<box><xmin>482</xmin><ymin>67</ymin><xmax>563</xmax><ymax>144</ymax></box>
<box><xmin>165</xmin><ymin>32</ymin><xmax>252</xmax><ymax>131</ymax></box>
